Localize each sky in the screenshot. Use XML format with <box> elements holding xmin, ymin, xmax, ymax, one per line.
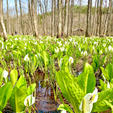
<box><xmin>3</xmin><ymin>0</ymin><xmax>109</xmax><ymax>15</ymax></box>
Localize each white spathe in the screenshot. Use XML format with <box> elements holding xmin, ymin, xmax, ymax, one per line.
<box><xmin>107</xmin><ymin>82</ymin><xmax>110</xmax><ymax>88</ymax></box>
<box><xmin>69</xmin><ymin>57</ymin><xmax>74</xmax><ymax>64</ymax></box>
<box><xmin>79</xmin><ymin>88</ymin><xmax>98</xmax><ymax>113</ymax></box>
<box><xmin>2</xmin><ymin>70</ymin><xmax>8</xmax><ymax>79</ymax></box>
<box><xmin>24</xmin><ymin>94</ymin><xmax>35</xmax><ymax>106</ymax></box>
<box><xmin>24</xmin><ymin>54</ymin><xmax>30</xmax><ymax>61</ymax></box>
<box><xmin>61</xmin><ymin>110</ymin><xmax>66</xmax><ymax>113</ymax></box>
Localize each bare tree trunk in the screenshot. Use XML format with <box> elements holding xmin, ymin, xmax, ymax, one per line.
<box><xmin>106</xmin><ymin>0</ymin><xmax>112</xmax><ymax>36</ymax></box>
<box><xmin>28</xmin><ymin>0</ymin><xmax>34</xmax><ymax>34</ymax></box>
<box><xmin>99</xmin><ymin>0</ymin><xmax>103</xmax><ymax>36</ymax></box>
<box><xmin>58</xmin><ymin>0</ymin><xmax>62</xmax><ymax>37</ymax></box>
<box><xmin>78</xmin><ymin>0</ymin><xmax>82</xmax><ymax>29</ymax></box>
<box><xmin>54</xmin><ymin>0</ymin><xmax>57</xmax><ymax>36</ymax></box>
<box><xmin>64</xmin><ymin>0</ymin><xmax>69</xmax><ymax>37</ymax></box>
<box><xmin>0</xmin><ymin>0</ymin><xmax>7</xmax><ymax>40</ymax></box>
<box><xmin>38</xmin><ymin>0</ymin><xmax>46</xmax><ymax>35</ymax></box>
<box><xmin>89</xmin><ymin>0</ymin><xmax>92</xmax><ymax>34</ymax></box>
<box><xmin>92</xmin><ymin>0</ymin><xmax>97</xmax><ymax>35</ymax></box>
<box><xmin>19</xmin><ymin>0</ymin><xmax>24</xmax><ymax>34</ymax></box>
<box><xmin>7</xmin><ymin>0</ymin><xmax>9</xmax><ymax>34</ymax></box>
<box><xmin>44</xmin><ymin>0</ymin><xmax>48</xmax><ymax>35</ymax></box>
<box><xmin>96</xmin><ymin>0</ymin><xmax>99</xmax><ymax>35</ymax></box>
<box><xmin>31</xmin><ymin>0</ymin><xmax>38</xmax><ymax>37</ymax></box>
<box><xmin>51</xmin><ymin>0</ymin><xmax>55</xmax><ymax>36</ymax></box>
<box><xmin>15</xmin><ymin>0</ymin><xmax>19</xmax><ymax>33</ymax></box>
<box><xmin>85</xmin><ymin>0</ymin><xmax>90</xmax><ymax>37</ymax></box>
<box><xmin>70</xmin><ymin>0</ymin><xmax>74</xmax><ymax>35</ymax></box>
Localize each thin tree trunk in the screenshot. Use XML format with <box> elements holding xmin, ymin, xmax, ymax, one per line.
<box><xmin>64</xmin><ymin>0</ymin><xmax>69</xmax><ymax>37</ymax></box>
<box><xmin>106</xmin><ymin>0</ymin><xmax>112</xmax><ymax>36</ymax></box>
<box><xmin>15</xmin><ymin>0</ymin><xmax>19</xmax><ymax>33</ymax></box>
<box><xmin>85</xmin><ymin>0</ymin><xmax>90</xmax><ymax>37</ymax></box>
<box><xmin>96</xmin><ymin>0</ymin><xmax>99</xmax><ymax>35</ymax></box>
<box><xmin>19</xmin><ymin>0</ymin><xmax>24</xmax><ymax>34</ymax></box>
<box><xmin>78</xmin><ymin>0</ymin><xmax>82</xmax><ymax>29</ymax></box>
<box><xmin>92</xmin><ymin>0</ymin><xmax>97</xmax><ymax>35</ymax></box>
<box><xmin>51</xmin><ymin>0</ymin><xmax>55</xmax><ymax>36</ymax></box>
<box><xmin>32</xmin><ymin>0</ymin><xmax>38</xmax><ymax>37</ymax></box>
<box><xmin>28</xmin><ymin>0</ymin><xmax>34</xmax><ymax>34</ymax></box>
<box><xmin>99</xmin><ymin>0</ymin><xmax>103</xmax><ymax>36</ymax></box>
<box><xmin>70</xmin><ymin>0</ymin><xmax>74</xmax><ymax>35</ymax></box>
<box><xmin>0</xmin><ymin>0</ymin><xmax>7</xmax><ymax>40</ymax></box>
<box><xmin>58</xmin><ymin>0</ymin><xmax>62</xmax><ymax>37</ymax></box>
<box><xmin>7</xmin><ymin>0</ymin><xmax>9</xmax><ymax>34</ymax></box>
<box><xmin>89</xmin><ymin>0</ymin><xmax>92</xmax><ymax>34</ymax></box>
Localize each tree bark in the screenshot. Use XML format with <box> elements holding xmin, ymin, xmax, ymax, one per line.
<box><xmin>85</xmin><ymin>0</ymin><xmax>90</xmax><ymax>37</ymax></box>
<box><xmin>64</xmin><ymin>0</ymin><xmax>69</xmax><ymax>37</ymax></box>
<box><xmin>106</xmin><ymin>0</ymin><xmax>112</xmax><ymax>35</ymax></box>
<box><xmin>99</xmin><ymin>0</ymin><xmax>103</xmax><ymax>36</ymax></box>
<box><xmin>31</xmin><ymin>0</ymin><xmax>38</xmax><ymax>37</ymax></box>
<box><xmin>51</xmin><ymin>0</ymin><xmax>55</xmax><ymax>36</ymax></box>
<box><xmin>15</xmin><ymin>0</ymin><xmax>19</xmax><ymax>33</ymax></box>
<box><xmin>58</xmin><ymin>0</ymin><xmax>62</xmax><ymax>37</ymax></box>
<box><xmin>96</xmin><ymin>0</ymin><xmax>99</xmax><ymax>35</ymax></box>
<box><xmin>0</xmin><ymin>0</ymin><xmax>7</xmax><ymax>40</ymax></box>
<box><xmin>7</xmin><ymin>0</ymin><xmax>9</xmax><ymax>34</ymax></box>
<box><xmin>19</xmin><ymin>0</ymin><xmax>24</xmax><ymax>35</ymax></box>
<box><xmin>70</xmin><ymin>0</ymin><xmax>74</xmax><ymax>35</ymax></box>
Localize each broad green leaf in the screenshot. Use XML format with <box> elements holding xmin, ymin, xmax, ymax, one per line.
<box><xmin>78</xmin><ymin>63</ymin><xmax>96</xmax><ymax>94</ymax></box>
<box><xmin>10</xmin><ymin>69</ymin><xmax>18</xmax><ymax>86</ymax></box>
<box><xmin>16</xmin><ymin>76</ymin><xmax>27</xmax><ymax>88</ymax></box>
<box><xmin>58</xmin><ymin>104</ymin><xmax>73</xmax><ymax>113</ymax></box>
<box><xmin>0</xmin><ymin>68</ymin><xmax>3</xmax><ymax>86</ymax></box>
<box><xmin>42</xmin><ymin>51</ymin><xmax>49</xmax><ymax>68</ymax></box>
<box><xmin>56</xmin><ymin>70</ymin><xmax>84</xmax><ymax>113</ymax></box>
<box><xmin>106</xmin><ymin>63</ymin><xmax>113</xmax><ymax>80</ymax></box>
<box><xmin>101</xmin><ymin>67</ymin><xmax>109</xmax><ymax>81</ymax></box>
<box><xmin>104</xmin><ymin>100</ymin><xmax>113</xmax><ymax>112</ymax></box>
<box><xmin>27</xmin><ymin>83</ymin><xmax>36</xmax><ymax>95</ymax></box>
<box><xmin>93</xmin><ymin>88</ymin><xmax>113</xmax><ymax>112</ymax></box>
<box><xmin>10</xmin><ymin>76</ymin><xmax>27</xmax><ymax>112</ymax></box>
<box><xmin>99</xmin><ymin>79</ymin><xmax>107</xmax><ymax>90</ymax></box>
<box><xmin>10</xmin><ymin>87</ymin><xmax>27</xmax><ymax>112</ymax></box>
<box><xmin>0</xmin><ymin>82</ymin><xmax>13</xmax><ymax>111</ymax></box>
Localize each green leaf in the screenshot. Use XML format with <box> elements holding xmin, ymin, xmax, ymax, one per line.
<box><xmin>93</xmin><ymin>88</ymin><xmax>113</xmax><ymax>112</ymax></box>
<box><xmin>0</xmin><ymin>82</ymin><xmax>13</xmax><ymax>111</ymax></box>
<box><xmin>78</xmin><ymin>63</ymin><xmax>96</xmax><ymax>94</ymax></box>
<box><xmin>10</xmin><ymin>76</ymin><xmax>27</xmax><ymax>112</ymax></box>
<box><xmin>58</xmin><ymin>104</ymin><xmax>73</xmax><ymax>113</ymax></box>
<box><xmin>106</xmin><ymin>63</ymin><xmax>113</xmax><ymax>80</ymax></box>
<box><xmin>10</xmin><ymin>69</ymin><xmax>18</xmax><ymax>86</ymax></box>
<box><xmin>104</xmin><ymin>100</ymin><xmax>113</xmax><ymax>112</ymax></box>
<box><xmin>101</xmin><ymin>67</ymin><xmax>109</xmax><ymax>81</ymax></box>
<box><xmin>0</xmin><ymin>68</ymin><xmax>3</xmax><ymax>86</ymax></box>
<box><xmin>99</xmin><ymin>79</ymin><xmax>107</xmax><ymax>90</ymax></box>
<box><xmin>56</xmin><ymin>70</ymin><xmax>84</xmax><ymax>113</ymax></box>
<box><xmin>27</xmin><ymin>83</ymin><xmax>36</xmax><ymax>95</ymax></box>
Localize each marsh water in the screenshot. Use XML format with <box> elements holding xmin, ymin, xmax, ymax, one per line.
<box><xmin>35</xmin><ymin>69</ymin><xmax>60</xmax><ymax>113</ymax></box>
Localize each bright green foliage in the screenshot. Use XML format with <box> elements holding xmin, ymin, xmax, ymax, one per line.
<box><xmin>58</xmin><ymin>104</ymin><xmax>73</xmax><ymax>113</ymax></box>
<box><xmin>93</xmin><ymin>88</ymin><xmax>113</xmax><ymax>112</ymax></box>
<box><xmin>27</xmin><ymin>83</ymin><xmax>36</xmax><ymax>95</ymax></box>
<box><xmin>0</xmin><ymin>82</ymin><xmax>13</xmax><ymax>111</ymax></box>
<box><xmin>78</xmin><ymin>63</ymin><xmax>96</xmax><ymax>94</ymax></box>
<box><xmin>0</xmin><ymin>35</ymin><xmax>113</xmax><ymax>112</ymax></box>
<box><xmin>56</xmin><ymin>70</ymin><xmax>84</xmax><ymax>113</ymax></box>
<box><xmin>0</xmin><ymin>68</ymin><xmax>3</xmax><ymax>86</ymax></box>
<box><xmin>10</xmin><ymin>69</ymin><xmax>18</xmax><ymax>86</ymax></box>
<box><xmin>10</xmin><ymin>76</ymin><xmax>27</xmax><ymax>112</ymax></box>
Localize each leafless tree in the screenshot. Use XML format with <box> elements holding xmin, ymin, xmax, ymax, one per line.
<box><xmin>0</xmin><ymin>0</ymin><xmax>7</xmax><ymax>40</ymax></box>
